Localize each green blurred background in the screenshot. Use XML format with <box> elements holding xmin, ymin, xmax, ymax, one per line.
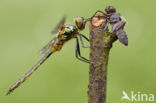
<box><xmin>0</xmin><ymin>0</ymin><xmax>156</xmax><ymax>103</ymax></box>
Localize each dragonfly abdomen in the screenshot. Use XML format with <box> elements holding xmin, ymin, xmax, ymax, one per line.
<box><xmin>6</xmin><ymin>52</ymin><xmax>52</xmax><ymax>95</ymax></box>
<box><xmin>51</xmin><ymin>39</ymin><xmax>64</xmax><ymax>52</ymax></box>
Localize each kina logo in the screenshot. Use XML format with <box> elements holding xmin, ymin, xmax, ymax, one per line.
<box><xmin>121</xmin><ymin>91</ymin><xmax>154</xmax><ymax>102</ymax></box>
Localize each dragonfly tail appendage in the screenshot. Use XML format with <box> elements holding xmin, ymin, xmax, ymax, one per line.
<box><xmin>6</xmin><ymin>51</ymin><xmax>53</xmax><ymax>95</ymax></box>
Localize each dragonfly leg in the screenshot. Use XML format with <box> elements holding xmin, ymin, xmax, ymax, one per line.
<box><xmin>102</xmin><ymin>21</ymin><xmax>109</xmax><ymax>32</ymax></box>
<box><xmin>75</xmin><ymin>37</ymin><xmax>90</xmax><ymax>63</ymax></box>
<box><xmin>91</xmin><ymin>10</ymin><xmax>109</xmax><ymax>32</ymax></box>
<box><xmin>91</xmin><ymin>10</ymin><xmax>106</xmax><ymax>18</ymax></box>
<box><xmin>85</xmin><ymin>10</ymin><xmax>106</xmax><ymax>23</ymax></box>
<box><xmin>79</xmin><ymin>34</ymin><xmax>90</xmax><ymax>48</ymax></box>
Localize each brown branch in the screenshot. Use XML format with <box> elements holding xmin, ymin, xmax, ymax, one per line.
<box><xmin>88</xmin><ymin>14</ymin><xmax>117</xmax><ymax>103</ymax></box>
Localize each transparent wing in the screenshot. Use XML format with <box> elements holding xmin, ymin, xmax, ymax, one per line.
<box><xmin>51</xmin><ymin>16</ymin><xmax>66</xmax><ymax>34</ymax></box>
<box><xmin>38</xmin><ymin>38</ymin><xmax>56</xmax><ymax>54</ymax></box>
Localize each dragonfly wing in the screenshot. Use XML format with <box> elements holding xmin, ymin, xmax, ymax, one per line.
<box><xmin>51</xmin><ymin>16</ymin><xmax>66</xmax><ymax>34</ymax></box>
<box><xmin>38</xmin><ymin>39</ymin><xmax>55</xmax><ymax>54</ymax></box>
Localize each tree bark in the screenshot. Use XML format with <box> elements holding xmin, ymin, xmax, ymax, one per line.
<box><xmin>88</xmin><ymin>14</ymin><xmax>117</xmax><ymax>103</ymax></box>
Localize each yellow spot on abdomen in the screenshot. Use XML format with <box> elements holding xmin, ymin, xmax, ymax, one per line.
<box><xmin>26</xmin><ymin>76</ymin><xmax>28</xmax><ymax>79</ymax></box>
<box><xmin>51</xmin><ymin>48</ymin><xmax>56</xmax><ymax>52</ymax></box>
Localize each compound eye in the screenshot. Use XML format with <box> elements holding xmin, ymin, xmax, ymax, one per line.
<box><xmin>74</xmin><ymin>17</ymin><xmax>85</xmax><ymax>30</ymax></box>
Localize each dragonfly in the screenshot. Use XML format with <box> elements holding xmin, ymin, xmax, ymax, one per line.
<box><xmin>6</xmin><ymin>16</ymin><xmax>91</xmax><ymax>95</ymax></box>
<box><xmin>91</xmin><ymin>6</ymin><xmax>128</xmax><ymax>46</ymax></box>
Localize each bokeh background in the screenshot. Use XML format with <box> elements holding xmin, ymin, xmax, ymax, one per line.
<box><xmin>0</xmin><ymin>0</ymin><xmax>156</xmax><ymax>103</ymax></box>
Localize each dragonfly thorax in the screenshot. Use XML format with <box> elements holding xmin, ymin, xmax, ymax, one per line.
<box><xmin>59</xmin><ymin>24</ymin><xmax>78</xmax><ymax>40</ymax></box>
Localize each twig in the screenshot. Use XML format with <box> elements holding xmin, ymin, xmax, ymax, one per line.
<box><xmin>88</xmin><ymin>14</ymin><xmax>117</xmax><ymax>103</ymax></box>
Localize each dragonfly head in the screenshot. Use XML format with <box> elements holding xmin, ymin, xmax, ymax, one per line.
<box><xmin>74</xmin><ymin>17</ymin><xmax>86</xmax><ymax>31</ymax></box>
<box><xmin>105</xmin><ymin>6</ymin><xmax>116</xmax><ymax>14</ymax></box>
